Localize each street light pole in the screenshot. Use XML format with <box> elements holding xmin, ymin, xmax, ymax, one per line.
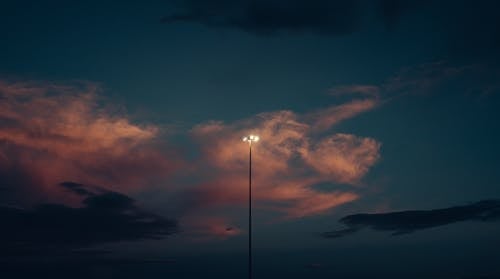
<box><xmin>242</xmin><ymin>134</ymin><xmax>259</xmax><ymax>279</ymax></box>
<box><xmin>248</xmin><ymin>142</ymin><xmax>252</xmax><ymax>279</ymax></box>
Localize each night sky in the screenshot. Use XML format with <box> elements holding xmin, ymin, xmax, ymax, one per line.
<box><xmin>1</xmin><ymin>1</ymin><xmax>500</xmax><ymax>278</ymax></box>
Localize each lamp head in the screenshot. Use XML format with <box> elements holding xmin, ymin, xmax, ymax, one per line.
<box><xmin>242</xmin><ymin>134</ymin><xmax>260</xmax><ymax>144</ymax></box>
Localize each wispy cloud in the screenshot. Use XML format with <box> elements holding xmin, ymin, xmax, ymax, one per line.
<box><xmin>329</xmin><ymin>60</ymin><xmax>500</xmax><ymax>101</ymax></box>
<box><xmin>307</xmin><ymin>98</ymin><xmax>380</xmax><ymax>132</ymax></box>
<box><xmin>383</xmin><ymin>61</ymin><xmax>467</xmax><ymax>95</ymax></box>
<box><xmin>329</xmin><ymin>85</ymin><xmax>381</xmax><ymax>98</ymax></box>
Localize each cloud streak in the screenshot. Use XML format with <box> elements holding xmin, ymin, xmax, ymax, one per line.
<box><xmin>322</xmin><ymin>200</ymin><xmax>500</xmax><ymax>238</ymax></box>
<box><xmin>329</xmin><ymin>85</ymin><xmax>381</xmax><ymax>98</ymax></box>
<box><xmin>329</xmin><ymin>60</ymin><xmax>500</xmax><ymax>100</ymax></box>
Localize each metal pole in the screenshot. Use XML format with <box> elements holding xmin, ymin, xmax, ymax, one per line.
<box><xmin>249</xmin><ymin>143</ymin><xmax>252</xmax><ymax>279</ymax></box>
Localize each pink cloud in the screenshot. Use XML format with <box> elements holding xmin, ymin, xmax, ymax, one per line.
<box><xmin>307</xmin><ymin>98</ymin><xmax>379</xmax><ymax>132</ymax></box>
<box><xmin>0</xmin><ymin>77</ymin><xmax>381</xmax><ymax>222</ymax></box>
<box><xmin>0</xmin><ymin>79</ymin><xmax>178</xmax><ymax>204</ymax></box>
<box><xmin>301</xmin><ymin>134</ymin><xmax>381</xmax><ymax>184</ymax></box>
<box><xmin>189</xmin><ymin>97</ymin><xmax>381</xmax><ymax>218</ymax></box>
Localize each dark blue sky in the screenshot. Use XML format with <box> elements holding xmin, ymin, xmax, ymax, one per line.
<box><xmin>1</xmin><ymin>1</ymin><xmax>500</xmax><ymax>278</ymax></box>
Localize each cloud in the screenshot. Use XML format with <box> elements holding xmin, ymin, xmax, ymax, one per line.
<box><xmin>385</xmin><ymin>61</ymin><xmax>500</xmax><ymax>97</ymax></box>
<box><xmin>331</xmin><ymin>60</ymin><xmax>500</xmax><ymax>99</ymax></box>
<box><xmin>0</xmin><ymin>79</ymin><xmax>178</xmax><ymax>204</ymax></box>
<box><xmin>439</xmin><ymin>1</ymin><xmax>500</xmax><ymax>63</ymax></box>
<box><xmin>0</xmin><ymin>182</ymin><xmax>177</xmax><ymax>257</ymax></box>
<box><xmin>188</xmin><ymin>95</ymin><xmax>381</xmax><ymax>218</ymax></box>
<box><xmin>182</xmin><ymin>216</ymin><xmax>243</xmax><ymax>241</ymax></box>
<box><xmin>329</xmin><ymin>85</ymin><xmax>381</xmax><ymax>98</ymax></box>
<box><xmin>0</xmin><ymin>77</ymin><xmax>380</xmax><ymax>224</ymax></box>
<box><xmin>377</xmin><ymin>0</ymin><xmax>429</xmax><ymax>29</ymax></box>
<box><xmin>383</xmin><ymin>61</ymin><xmax>468</xmax><ymax>95</ymax></box>
<box><xmin>306</xmin><ymin>99</ymin><xmax>380</xmax><ymax>134</ymax></box>
<box><xmin>161</xmin><ymin>0</ymin><xmax>425</xmax><ymax>36</ymax></box>
<box><xmin>322</xmin><ymin>200</ymin><xmax>500</xmax><ymax>238</ymax></box>
<box><xmin>331</xmin><ymin>62</ymin><xmax>466</xmax><ymax>99</ymax></box>
<box><xmin>161</xmin><ymin>0</ymin><xmax>500</xmax><ymax>67</ymax></box>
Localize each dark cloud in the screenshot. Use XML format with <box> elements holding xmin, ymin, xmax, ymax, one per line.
<box><xmin>0</xmin><ymin>182</ymin><xmax>177</xmax><ymax>257</ymax></box>
<box><xmin>162</xmin><ymin>0</ymin><xmax>424</xmax><ymax>36</ymax></box>
<box><xmin>378</xmin><ymin>0</ymin><xmax>429</xmax><ymax>29</ymax></box>
<box><xmin>442</xmin><ymin>1</ymin><xmax>500</xmax><ymax>62</ymax></box>
<box><xmin>161</xmin><ymin>0</ymin><xmax>500</xmax><ymax>66</ymax></box>
<box><xmin>322</xmin><ymin>200</ymin><xmax>500</xmax><ymax>238</ymax></box>
<box><xmin>60</xmin><ymin>181</ymin><xmax>96</xmax><ymax>196</ymax></box>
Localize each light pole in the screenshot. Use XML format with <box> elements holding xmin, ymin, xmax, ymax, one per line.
<box><xmin>242</xmin><ymin>134</ymin><xmax>259</xmax><ymax>279</ymax></box>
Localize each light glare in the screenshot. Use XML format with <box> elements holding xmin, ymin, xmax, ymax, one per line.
<box><xmin>242</xmin><ymin>134</ymin><xmax>260</xmax><ymax>143</ymax></box>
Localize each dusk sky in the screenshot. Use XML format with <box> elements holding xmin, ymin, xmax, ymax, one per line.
<box><xmin>1</xmin><ymin>1</ymin><xmax>500</xmax><ymax>278</ymax></box>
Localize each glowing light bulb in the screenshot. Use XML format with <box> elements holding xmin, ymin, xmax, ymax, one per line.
<box><xmin>242</xmin><ymin>134</ymin><xmax>260</xmax><ymax>143</ymax></box>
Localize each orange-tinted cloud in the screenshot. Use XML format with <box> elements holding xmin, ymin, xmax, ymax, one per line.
<box><xmin>0</xmin><ymin>79</ymin><xmax>177</xmax><ymax>204</ymax></box>
<box><xmin>190</xmin><ymin>97</ymin><xmax>381</xmax><ymax>218</ymax></box>
<box><xmin>307</xmin><ymin>98</ymin><xmax>379</xmax><ymax>132</ymax></box>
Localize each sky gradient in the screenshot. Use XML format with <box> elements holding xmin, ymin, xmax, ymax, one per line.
<box><xmin>1</xmin><ymin>1</ymin><xmax>500</xmax><ymax>278</ymax></box>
